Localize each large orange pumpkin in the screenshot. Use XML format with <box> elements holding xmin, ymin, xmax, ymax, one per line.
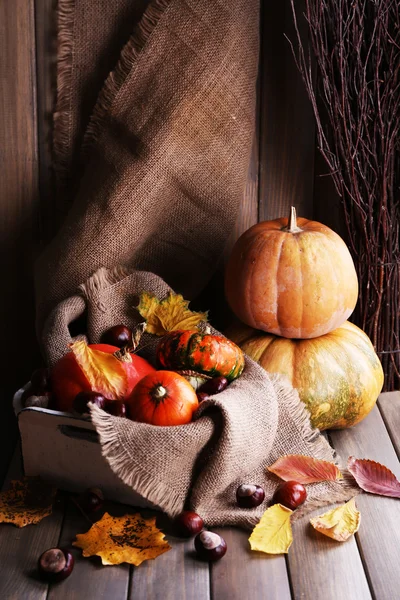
<box><xmin>225</xmin><ymin>207</ymin><xmax>358</xmax><ymax>339</ymax></box>
<box><xmin>227</xmin><ymin>321</ymin><xmax>384</xmax><ymax>430</ymax></box>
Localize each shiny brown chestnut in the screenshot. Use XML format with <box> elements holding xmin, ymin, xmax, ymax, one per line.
<box><xmin>236</xmin><ymin>484</ymin><xmax>265</xmax><ymax>508</ymax></box>
<box><xmin>272</xmin><ymin>481</ymin><xmax>307</xmax><ymax>510</ymax></box>
<box><xmin>101</xmin><ymin>325</ymin><xmax>133</xmax><ymax>348</ymax></box>
<box><xmin>104</xmin><ymin>399</ymin><xmax>127</xmax><ymax>418</ymax></box>
<box><xmin>73</xmin><ymin>392</ymin><xmax>106</xmax><ymax>414</ymax></box>
<box><xmin>175</xmin><ymin>510</ymin><xmax>204</xmax><ymax>537</ymax></box>
<box><xmin>78</xmin><ymin>487</ymin><xmax>104</xmax><ymax>513</ymax></box>
<box><xmin>194</xmin><ymin>531</ymin><xmax>227</xmax><ymax>561</ymax></box>
<box><xmin>198</xmin><ymin>376</ymin><xmax>229</xmax><ymax>396</ymax></box>
<box><xmin>196</xmin><ymin>392</ymin><xmax>210</xmax><ymax>403</ymax></box>
<box><xmin>38</xmin><ymin>548</ymin><xmax>74</xmax><ymax>582</ymax></box>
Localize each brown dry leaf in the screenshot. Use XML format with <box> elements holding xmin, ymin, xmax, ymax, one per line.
<box><xmin>268</xmin><ymin>454</ymin><xmax>342</xmax><ymax>484</ymax></box>
<box><xmin>70</xmin><ymin>340</ymin><xmax>128</xmax><ymax>399</ymax></box>
<box><xmin>310</xmin><ymin>498</ymin><xmax>361</xmax><ymax>542</ymax></box>
<box><xmin>348</xmin><ymin>456</ymin><xmax>400</xmax><ymax>498</ymax></box>
<box><xmin>73</xmin><ymin>512</ymin><xmax>171</xmax><ymax>566</ymax></box>
<box><xmin>0</xmin><ymin>478</ymin><xmax>57</xmax><ymax>527</ymax></box>
<box><xmin>249</xmin><ymin>504</ymin><xmax>293</xmax><ymax>554</ymax></box>
<box><xmin>137</xmin><ymin>292</ymin><xmax>207</xmax><ymax>336</ymax></box>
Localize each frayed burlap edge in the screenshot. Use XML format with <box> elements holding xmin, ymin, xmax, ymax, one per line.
<box><xmin>89</xmin><ymin>402</ymin><xmax>187</xmax><ymax>515</ymax></box>
<box><xmin>53</xmin><ymin>0</ymin><xmax>75</xmax><ymax>181</ymax></box>
<box><xmin>81</xmin><ymin>0</ymin><xmax>172</xmax><ymax>159</ymax></box>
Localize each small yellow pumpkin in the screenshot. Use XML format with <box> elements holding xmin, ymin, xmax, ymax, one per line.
<box><xmin>227</xmin><ymin>321</ymin><xmax>384</xmax><ymax>430</ymax></box>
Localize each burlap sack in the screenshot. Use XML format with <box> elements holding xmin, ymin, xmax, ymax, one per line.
<box><xmin>36</xmin><ymin>0</ymin><xmax>260</xmax><ymax>333</ymax></box>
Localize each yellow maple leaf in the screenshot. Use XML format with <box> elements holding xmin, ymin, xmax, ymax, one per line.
<box><xmin>310</xmin><ymin>497</ymin><xmax>361</xmax><ymax>542</ymax></box>
<box><xmin>73</xmin><ymin>512</ymin><xmax>171</xmax><ymax>566</ymax></box>
<box><xmin>70</xmin><ymin>340</ymin><xmax>128</xmax><ymax>400</ymax></box>
<box><xmin>137</xmin><ymin>292</ymin><xmax>208</xmax><ymax>336</ymax></box>
<box><xmin>0</xmin><ymin>478</ymin><xmax>57</xmax><ymax>528</ymax></box>
<box><xmin>249</xmin><ymin>504</ymin><xmax>293</xmax><ymax>554</ymax></box>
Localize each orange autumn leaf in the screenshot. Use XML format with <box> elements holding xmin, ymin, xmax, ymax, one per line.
<box><xmin>268</xmin><ymin>454</ymin><xmax>342</xmax><ymax>484</ymax></box>
<box><xmin>0</xmin><ymin>478</ymin><xmax>56</xmax><ymax>528</ymax></box>
<box><xmin>137</xmin><ymin>292</ymin><xmax>207</xmax><ymax>336</ymax></box>
<box><xmin>249</xmin><ymin>504</ymin><xmax>293</xmax><ymax>554</ymax></box>
<box><xmin>73</xmin><ymin>512</ymin><xmax>171</xmax><ymax>566</ymax></box>
<box><xmin>70</xmin><ymin>340</ymin><xmax>128</xmax><ymax>400</ymax></box>
<box><xmin>310</xmin><ymin>498</ymin><xmax>361</xmax><ymax>542</ymax></box>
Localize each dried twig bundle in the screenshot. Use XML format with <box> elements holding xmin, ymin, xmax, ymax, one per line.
<box><xmin>289</xmin><ymin>0</ymin><xmax>400</xmax><ymax>390</ymax></box>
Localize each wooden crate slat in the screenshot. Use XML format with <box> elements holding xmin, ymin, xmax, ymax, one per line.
<box><xmin>258</xmin><ymin>0</ymin><xmax>315</xmax><ymax>222</ymax></box>
<box><xmin>129</xmin><ymin>513</ymin><xmax>210</xmax><ymax>600</ymax></box>
<box><xmin>47</xmin><ymin>499</ymin><xmax>130</xmax><ymax>600</ymax></box>
<box><xmin>210</xmin><ymin>528</ymin><xmax>291</xmax><ymax>600</ymax></box>
<box><xmin>329</xmin><ymin>402</ymin><xmax>400</xmax><ymax>600</ymax></box>
<box><xmin>0</xmin><ymin>448</ymin><xmax>65</xmax><ymax>600</ymax></box>
<box><xmin>377</xmin><ymin>391</ymin><xmax>400</xmax><ymax>459</ymax></box>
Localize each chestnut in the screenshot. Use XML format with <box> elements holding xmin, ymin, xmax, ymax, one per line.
<box><xmin>38</xmin><ymin>548</ymin><xmax>74</xmax><ymax>582</ymax></box>
<box><xmin>30</xmin><ymin>368</ymin><xmax>51</xmax><ymax>393</ymax></box>
<box><xmin>197</xmin><ymin>392</ymin><xmax>210</xmax><ymax>403</ymax></box>
<box><xmin>78</xmin><ymin>487</ymin><xmax>104</xmax><ymax>513</ymax></box>
<box><xmin>194</xmin><ymin>531</ymin><xmax>227</xmax><ymax>561</ymax></box>
<box><xmin>73</xmin><ymin>392</ymin><xmax>106</xmax><ymax>414</ymax></box>
<box><xmin>101</xmin><ymin>325</ymin><xmax>133</xmax><ymax>348</ymax></box>
<box><xmin>104</xmin><ymin>399</ymin><xmax>127</xmax><ymax>418</ymax></box>
<box><xmin>236</xmin><ymin>484</ymin><xmax>265</xmax><ymax>508</ymax></box>
<box><xmin>198</xmin><ymin>376</ymin><xmax>229</xmax><ymax>396</ymax></box>
<box><xmin>272</xmin><ymin>481</ymin><xmax>307</xmax><ymax>510</ymax></box>
<box><xmin>175</xmin><ymin>510</ymin><xmax>204</xmax><ymax>537</ymax></box>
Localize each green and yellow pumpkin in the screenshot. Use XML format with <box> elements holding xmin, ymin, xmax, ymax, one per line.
<box><xmin>156</xmin><ymin>329</ymin><xmax>245</xmax><ymax>382</ymax></box>
<box><xmin>227</xmin><ymin>320</ymin><xmax>384</xmax><ymax>430</ymax></box>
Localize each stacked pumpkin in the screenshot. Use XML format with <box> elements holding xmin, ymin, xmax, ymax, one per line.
<box><xmin>225</xmin><ymin>207</ymin><xmax>384</xmax><ymax>430</ymax></box>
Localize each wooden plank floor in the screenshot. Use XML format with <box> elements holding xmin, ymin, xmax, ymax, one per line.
<box><xmin>1</xmin><ymin>392</ymin><xmax>399</xmax><ymax>599</ymax></box>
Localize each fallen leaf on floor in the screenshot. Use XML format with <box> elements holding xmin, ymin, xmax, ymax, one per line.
<box><xmin>268</xmin><ymin>454</ymin><xmax>342</xmax><ymax>484</ymax></box>
<box><xmin>73</xmin><ymin>512</ymin><xmax>171</xmax><ymax>566</ymax></box>
<box><xmin>0</xmin><ymin>478</ymin><xmax>57</xmax><ymax>527</ymax></box>
<box><xmin>249</xmin><ymin>504</ymin><xmax>293</xmax><ymax>554</ymax></box>
<box><xmin>310</xmin><ymin>497</ymin><xmax>360</xmax><ymax>541</ymax></box>
<box><xmin>137</xmin><ymin>292</ymin><xmax>207</xmax><ymax>336</ymax></box>
<box><xmin>348</xmin><ymin>456</ymin><xmax>400</xmax><ymax>498</ymax></box>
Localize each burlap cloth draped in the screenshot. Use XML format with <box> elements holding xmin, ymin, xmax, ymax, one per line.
<box><xmin>35</xmin><ymin>0</ymin><xmax>355</xmax><ymax>527</ymax></box>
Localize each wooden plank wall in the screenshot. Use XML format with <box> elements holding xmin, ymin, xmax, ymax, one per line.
<box><xmin>0</xmin><ymin>0</ymin><xmax>332</xmax><ymax>483</ymax></box>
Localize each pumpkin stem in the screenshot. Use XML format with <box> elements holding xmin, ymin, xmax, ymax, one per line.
<box><xmin>283</xmin><ymin>206</ymin><xmax>302</xmax><ymax>233</ymax></box>
<box><xmin>151</xmin><ymin>384</ymin><xmax>167</xmax><ymax>404</ymax></box>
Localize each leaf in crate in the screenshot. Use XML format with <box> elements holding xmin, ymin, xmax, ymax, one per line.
<box><xmin>0</xmin><ymin>478</ymin><xmax>57</xmax><ymax>527</ymax></box>
<box><xmin>137</xmin><ymin>292</ymin><xmax>208</xmax><ymax>336</ymax></box>
<box><xmin>310</xmin><ymin>498</ymin><xmax>360</xmax><ymax>541</ymax></box>
<box><xmin>249</xmin><ymin>504</ymin><xmax>293</xmax><ymax>554</ymax></box>
<box><xmin>268</xmin><ymin>454</ymin><xmax>342</xmax><ymax>484</ymax></box>
<box><xmin>73</xmin><ymin>512</ymin><xmax>171</xmax><ymax>566</ymax></box>
<box><xmin>70</xmin><ymin>340</ymin><xmax>128</xmax><ymax>400</ymax></box>
<box><xmin>347</xmin><ymin>456</ymin><xmax>400</xmax><ymax>498</ymax></box>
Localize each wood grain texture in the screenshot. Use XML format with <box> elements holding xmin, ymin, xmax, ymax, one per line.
<box><xmin>258</xmin><ymin>0</ymin><xmax>315</xmax><ymax>222</ymax></box>
<box><xmin>377</xmin><ymin>392</ymin><xmax>400</xmax><ymax>459</ymax></box>
<box><xmin>47</xmin><ymin>499</ymin><xmax>130</xmax><ymax>600</ymax></box>
<box><xmin>0</xmin><ymin>0</ymin><xmax>41</xmax><ymax>486</ymax></box>
<box><xmin>211</xmin><ymin>528</ymin><xmax>291</xmax><ymax>600</ymax></box>
<box><xmin>129</xmin><ymin>514</ymin><xmax>210</xmax><ymax>600</ymax></box>
<box><xmin>0</xmin><ymin>448</ymin><xmax>65</xmax><ymax>600</ymax></box>
<box><xmin>330</xmin><ymin>405</ymin><xmax>400</xmax><ymax>600</ymax></box>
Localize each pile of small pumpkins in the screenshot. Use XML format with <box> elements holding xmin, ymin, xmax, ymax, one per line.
<box><xmin>224</xmin><ymin>207</ymin><xmax>384</xmax><ymax>430</ymax></box>
<box><xmin>24</xmin><ymin>326</ymin><xmax>245</xmax><ymax>427</ymax></box>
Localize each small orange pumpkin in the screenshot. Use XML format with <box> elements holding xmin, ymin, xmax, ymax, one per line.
<box><xmin>127</xmin><ymin>371</ymin><xmax>199</xmax><ymax>426</ymax></box>
<box><xmin>225</xmin><ymin>207</ymin><xmax>358</xmax><ymax>339</ymax></box>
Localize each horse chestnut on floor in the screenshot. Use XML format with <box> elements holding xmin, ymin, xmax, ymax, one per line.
<box><xmin>236</xmin><ymin>484</ymin><xmax>265</xmax><ymax>508</ymax></box>
<box><xmin>100</xmin><ymin>325</ymin><xmax>133</xmax><ymax>348</ymax></box>
<box><xmin>74</xmin><ymin>392</ymin><xmax>106</xmax><ymax>414</ymax></box>
<box><xmin>38</xmin><ymin>548</ymin><xmax>74</xmax><ymax>582</ymax></box>
<box><xmin>175</xmin><ymin>511</ymin><xmax>204</xmax><ymax>537</ymax></box>
<box><xmin>272</xmin><ymin>481</ymin><xmax>307</xmax><ymax>510</ymax></box>
<box><xmin>194</xmin><ymin>531</ymin><xmax>227</xmax><ymax>561</ymax></box>
<box><xmin>78</xmin><ymin>487</ymin><xmax>104</xmax><ymax>513</ymax></box>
